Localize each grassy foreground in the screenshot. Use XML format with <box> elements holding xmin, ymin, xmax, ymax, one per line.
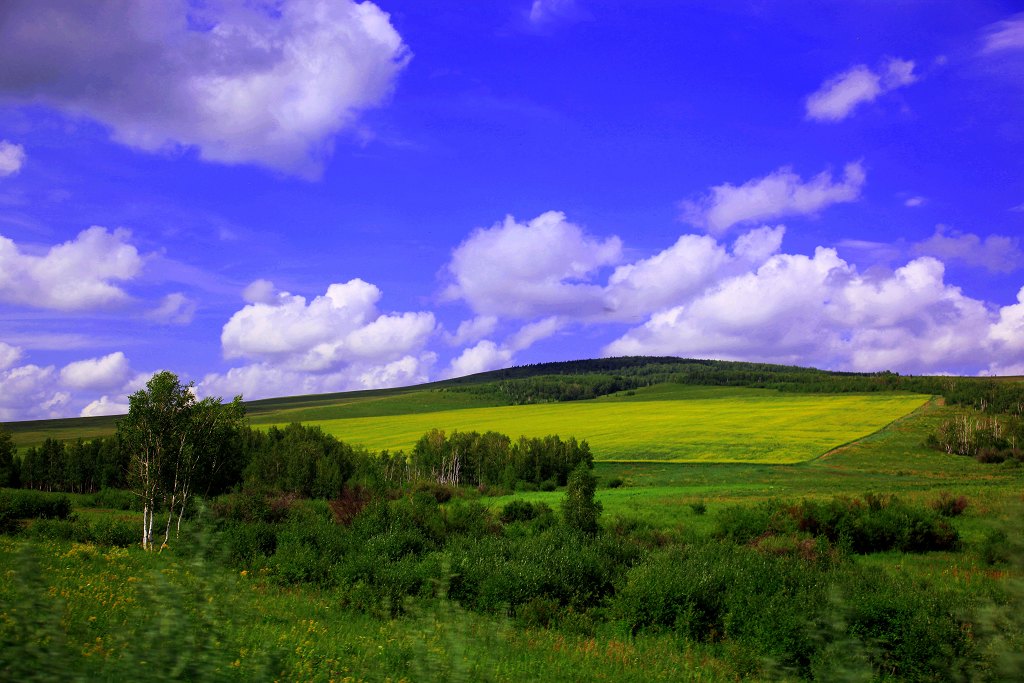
<box><xmin>280</xmin><ymin>385</ymin><xmax>929</xmax><ymax>463</ymax></box>
<box><xmin>3</xmin><ymin>396</ymin><xmax>1024</xmax><ymax>680</ymax></box>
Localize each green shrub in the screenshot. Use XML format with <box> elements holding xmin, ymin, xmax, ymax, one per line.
<box><xmin>561</xmin><ymin>463</ymin><xmax>602</xmax><ymax>535</ymax></box>
<box><xmin>979</xmin><ymin>528</ymin><xmax>1010</xmax><ymax>566</ymax></box>
<box><xmin>930</xmin><ymin>492</ymin><xmax>969</xmax><ymax>517</ymax></box>
<box><xmin>92</xmin><ymin>517</ymin><xmax>138</xmax><ymax>547</ymax></box>
<box><xmin>827</xmin><ymin>567</ymin><xmax>975</xmax><ymax>680</ymax></box>
<box><xmin>717</xmin><ymin>496</ymin><xmax>960</xmax><ymax>554</ymax></box>
<box><xmin>445</xmin><ymin>500</ymin><xmax>496</xmax><ymax>537</ymax></box>
<box><xmin>25</xmin><ymin>516</ymin><xmax>93</xmax><ymax>543</ymax></box>
<box><xmin>83</xmin><ymin>488</ymin><xmax>137</xmax><ymax>511</ymax></box>
<box><xmin>269</xmin><ymin>514</ymin><xmax>345</xmax><ymax>586</ymax></box>
<box><xmin>222</xmin><ymin>521</ymin><xmax>277</xmax><ymax>568</ymax></box>
<box><xmin>539</xmin><ymin>479</ymin><xmax>558</xmax><ymax>492</ymax></box>
<box><xmin>0</xmin><ymin>489</ymin><xmax>72</xmax><ymax>521</ymax></box>
<box><xmin>448</xmin><ymin>527</ymin><xmax>615</xmax><ymax>615</ymax></box>
<box><xmin>689</xmin><ymin>501</ymin><xmax>707</xmax><ymax>515</ymax></box>
<box><xmin>500</xmin><ymin>500</ymin><xmax>540</xmax><ymax>524</ymax></box>
<box><xmin>607</xmin><ymin>477</ymin><xmax>624</xmax><ymax>489</ymax></box>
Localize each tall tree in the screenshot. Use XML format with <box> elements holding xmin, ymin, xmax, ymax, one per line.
<box><xmin>117</xmin><ymin>371</ymin><xmax>244</xmax><ymax>550</ymax></box>
<box><xmin>0</xmin><ymin>424</ymin><xmax>19</xmax><ymax>488</ymax></box>
<box><xmin>561</xmin><ymin>462</ymin><xmax>602</xmax><ymax>536</ymax></box>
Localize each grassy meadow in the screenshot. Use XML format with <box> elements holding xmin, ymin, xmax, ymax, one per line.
<box><xmin>273</xmin><ymin>384</ymin><xmax>930</xmax><ymax>463</ymax></box>
<box><xmin>4</xmin><ymin>368</ymin><xmax>1024</xmax><ymax>680</ymax></box>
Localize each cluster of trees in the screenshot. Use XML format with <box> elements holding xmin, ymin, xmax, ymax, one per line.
<box><xmin>400</xmin><ymin>429</ymin><xmax>592</xmax><ymax>489</ymax></box>
<box><xmin>445</xmin><ymin>359</ymin><xmax>933</xmax><ymax>406</ymax></box>
<box><xmin>14</xmin><ymin>436</ymin><xmax>127</xmax><ymax>492</ymax></box>
<box><xmin>116</xmin><ymin>372</ymin><xmax>246</xmax><ymax>550</ymax></box>
<box><xmin>0</xmin><ymin>427</ymin><xmax>18</xmax><ymax>488</ymax></box>
<box><xmin>926</xmin><ymin>412</ymin><xmax>1024</xmax><ymax>462</ymax></box>
<box><xmin>240</xmin><ymin>423</ymin><xmax>374</xmax><ymax>499</ymax></box>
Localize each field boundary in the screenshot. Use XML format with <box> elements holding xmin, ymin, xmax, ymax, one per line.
<box><xmin>810</xmin><ymin>394</ymin><xmax>936</xmax><ymax>462</ymax></box>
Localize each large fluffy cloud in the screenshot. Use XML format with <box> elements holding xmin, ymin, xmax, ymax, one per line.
<box><xmin>444</xmin><ymin>212</ymin><xmax>788</xmax><ymax>324</ymax></box>
<box><xmin>208</xmin><ymin>278</ymin><xmax>437</xmax><ymax>399</ymax></box>
<box><xmin>60</xmin><ymin>352</ymin><xmax>132</xmax><ymax>391</ymax></box>
<box><xmin>0</xmin><ymin>0</ymin><xmax>409</xmax><ymax>176</ymax></box>
<box><xmin>443</xmin><ymin>211</ymin><xmax>622</xmax><ymax>318</ymax></box>
<box><xmin>440</xmin><ymin>209</ymin><xmax>1024</xmax><ymax>377</ymax></box>
<box><xmin>805</xmin><ymin>58</ymin><xmax>917</xmax><ymax>122</ymax></box>
<box><xmin>0</xmin><ymin>347</ymin><xmax>139</xmax><ymax>420</ymax></box>
<box><xmin>0</xmin><ymin>227</ymin><xmax>142</xmax><ymax>310</ymax></box>
<box><xmin>605</xmin><ymin>250</ymin><xmax>997</xmax><ymax>375</ymax></box>
<box><xmin>0</xmin><ymin>140</ymin><xmax>26</xmax><ymax>177</ymax></box>
<box><xmin>199</xmin><ymin>353</ymin><xmax>435</xmax><ymax>401</ymax></box>
<box><xmin>222</xmin><ymin>278</ymin><xmax>435</xmax><ymax>370</ymax></box>
<box><xmin>680</xmin><ymin>163</ymin><xmax>865</xmax><ymax>235</ymax></box>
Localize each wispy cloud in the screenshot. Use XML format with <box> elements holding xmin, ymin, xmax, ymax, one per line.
<box><xmin>912</xmin><ymin>225</ymin><xmax>1023</xmax><ymax>274</ymax></box>
<box><xmin>0</xmin><ymin>141</ymin><xmax>26</xmax><ymax>177</ymax></box>
<box><xmin>805</xmin><ymin>58</ymin><xmax>917</xmax><ymax>122</ymax></box>
<box><xmin>680</xmin><ymin>163</ymin><xmax>865</xmax><ymax>235</ymax></box>
<box><xmin>981</xmin><ymin>13</ymin><xmax>1024</xmax><ymax>54</ymax></box>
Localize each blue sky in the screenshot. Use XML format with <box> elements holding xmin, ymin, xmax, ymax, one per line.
<box><xmin>1</xmin><ymin>0</ymin><xmax>1023</xmax><ymax>420</ymax></box>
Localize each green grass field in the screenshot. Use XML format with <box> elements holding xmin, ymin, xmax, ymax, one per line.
<box><xmin>277</xmin><ymin>384</ymin><xmax>929</xmax><ymax>464</ymax></box>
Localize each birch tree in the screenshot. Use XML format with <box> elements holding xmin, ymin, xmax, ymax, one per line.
<box><xmin>117</xmin><ymin>371</ymin><xmax>244</xmax><ymax>550</ymax></box>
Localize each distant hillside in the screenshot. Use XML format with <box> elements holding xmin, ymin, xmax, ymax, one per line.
<box><xmin>4</xmin><ymin>355</ymin><xmax>1021</xmax><ymax>448</ymax></box>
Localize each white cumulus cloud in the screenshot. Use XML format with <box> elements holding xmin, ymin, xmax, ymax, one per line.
<box><xmin>199</xmin><ymin>353</ymin><xmax>436</xmax><ymax>401</ymax></box>
<box><xmin>680</xmin><ymin>163</ymin><xmax>865</xmax><ymax>235</ymax></box>
<box><xmin>605</xmin><ymin>250</ymin><xmax>995</xmax><ymax>375</ymax></box>
<box><xmin>0</xmin><ymin>140</ymin><xmax>26</xmax><ymax>177</ymax></box>
<box><xmin>443</xmin><ymin>211</ymin><xmax>622</xmax><ymax>318</ymax></box>
<box><xmin>80</xmin><ymin>395</ymin><xmax>130</xmax><ymax>418</ymax></box>
<box><xmin>0</xmin><ymin>0</ymin><xmax>410</xmax><ymax>177</ymax></box>
<box><xmin>0</xmin><ymin>227</ymin><xmax>142</xmax><ymax>310</ymax></box>
<box><xmin>444</xmin><ymin>316</ymin><xmax>499</xmax><ymax>347</ymax></box>
<box><xmin>242</xmin><ymin>279</ymin><xmax>278</xmax><ymax>304</ymax></box>
<box><xmin>805</xmin><ymin>58</ymin><xmax>917</xmax><ymax>122</ymax></box>
<box><xmin>60</xmin><ymin>352</ymin><xmax>133</xmax><ymax>391</ymax></box>
<box><xmin>210</xmin><ymin>278</ymin><xmax>437</xmax><ymax>400</ymax></box>
<box><xmin>445</xmin><ymin>340</ymin><xmax>514</xmax><ymax>379</ymax></box>
<box><xmin>222</xmin><ymin>278</ymin><xmax>435</xmax><ymax>371</ymax></box>
<box><xmin>0</xmin><ymin>342</ymin><xmax>23</xmax><ymax>371</ymax></box>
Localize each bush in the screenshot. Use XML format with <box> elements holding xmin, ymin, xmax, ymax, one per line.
<box><xmin>0</xmin><ymin>489</ymin><xmax>72</xmax><ymax>521</ymax></box>
<box><xmin>717</xmin><ymin>496</ymin><xmax>960</xmax><ymax>554</ymax></box>
<box><xmin>978</xmin><ymin>528</ymin><xmax>1010</xmax><ymax>566</ymax></box>
<box><xmin>269</xmin><ymin>514</ymin><xmax>345</xmax><ymax>586</ymax></box>
<box><xmin>222</xmin><ymin>521</ymin><xmax>278</xmax><ymax>568</ymax></box>
<box><xmin>25</xmin><ymin>516</ymin><xmax>93</xmax><ymax>543</ymax></box>
<box><xmin>930</xmin><ymin>492</ymin><xmax>969</xmax><ymax>517</ymax></box>
<box><xmin>539</xmin><ymin>479</ymin><xmax>558</xmax><ymax>492</ymax></box>
<box><xmin>411</xmin><ymin>480</ymin><xmax>454</xmax><ymax>504</ymax></box>
<box><xmin>500</xmin><ymin>500</ymin><xmax>540</xmax><ymax>524</ymax></box>
<box><xmin>83</xmin><ymin>488</ymin><xmax>137</xmax><ymax>511</ymax></box>
<box><xmin>607</xmin><ymin>477</ymin><xmax>624</xmax><ymax>489</ymax></box>
<box><xmin>448</xmin><ymin>527</ymin><xmax>615</xmax><ymax>615</ymax></box>
<box><xmin>562</xmin><ymin>464</ymin><xmax>602</xmax><ymax>535</ymax></box>
<box><xmin>445</xmin><ymin>500</ymin><xmax>497</xmax><ymax>537</ymax></box>
<box><xmin>827</xmin><ymin>567</ymin><xmax>975</xmax><ymax>680</ymax></box>
<box><xmin>210</xmin><ymin>491</ymin><xmax>295</xmax><ymax>524</ymax></box>
<box><xmin>689</xmin><ymin>501</ymin><xmax>707</xmax><ymax>515</ymax></box>
<box><xmin>92</xmin><ymin>517</ymin><xmax>138</xmax><ymax>547</ymax></box>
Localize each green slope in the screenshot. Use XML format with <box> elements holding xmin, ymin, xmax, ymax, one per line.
<box><xmin>273</xmin><ymin>384</ymin><xmax>930</xmax><ymax>464</ymax></box>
